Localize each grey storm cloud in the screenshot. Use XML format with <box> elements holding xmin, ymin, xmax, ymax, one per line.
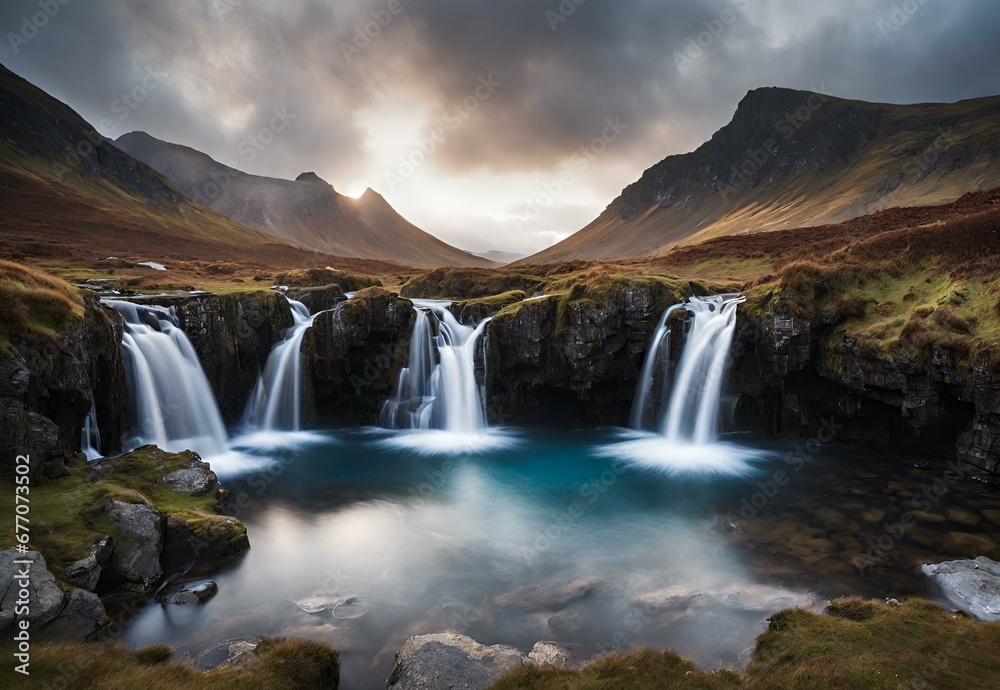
<box><xmin>2</xmin><ymin>0</ymin><xmax>999</xmax><ymax>189</ymax></box>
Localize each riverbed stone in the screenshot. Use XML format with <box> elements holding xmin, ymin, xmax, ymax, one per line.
<box><xmin>387</xmin><ymin>632</ymin><xmax>527</xmax><ymax>690</ymax></box>
<box><xmin>922</xmin><ymin>556</ymin><xmax>1000</xmax><ymax>621</ymax></box>
<box><xmin>946</xmin><ymin>507</ymin><xmax>983</xmax><ymax>528</ymax></box>
<box><xmin>159</xmin><ymin>581</ymin><xmax>218</xmax><ymax>605</ymax></box>
<box><xmin>981</xmin><ymin>509</ymin><xmax>1000</xmax><ymax>527</ymax></box>
<box><xmin>942</xmin><ymin>532</ymin><xmax>998</xmax><ymax>556</ymax></box>
<box><xmin>493</xmin><ymin>578</ymin><xmax>602</xmax><ymax>612</ymax></box>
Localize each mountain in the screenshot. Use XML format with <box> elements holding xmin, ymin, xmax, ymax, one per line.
<box><xmin>471</xmin><ymin>250</ymin><xmax>528</xmax><ymax>265</ymax></box>
<box><xmin>521</xmin><ymin>87</ymin><xmax>1000</xmax><ymax>264</ymax></box>
<box><xmin>0</xmin><ymin>63</ymin><xmax>367</xmax><ymax>272</ymax></box>
<box><xmin>115</xmin><ymin>132</ymin><xmax>495</xmax><ymax>269</ymax></box>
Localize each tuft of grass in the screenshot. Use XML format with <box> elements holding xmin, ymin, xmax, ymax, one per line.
<box><xmin>825</xmin><ymin>597</ymin><xmax>880</xmax><ymax>622</ymax></box>
<box><xmin>0</xmin><ymin>637</ymin><xmax>340</xmax><ymax>689</ymax></box>
<box><xmin>134</xmin><ymin>644</ymin><xmax>174</xmax><ymax>665</ymax></box>
<box><xmin>0</xmin><ymin>259</ymin><xmax>83</xmax><ymax>346</ymax></box>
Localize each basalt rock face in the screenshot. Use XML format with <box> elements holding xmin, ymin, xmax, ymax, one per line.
<box><xmin>484</xmin><ymin>279</ymin><xmax>683</xmax><ymax>426</ymax></box>
<box><xmin>730</xmin><ymin>293</ymin><xmax>999</xmax><ymax>474</ymax></box>
<box><xmin>0</xmin><ymin>297</ymin><xmax>126</xmax><ymax>479</ymax></box>
<box><xmin>140</xmin><ymin>292</ymin><xmax>294</xmax><ymax>423</ymax></box>
<box><xmin>302</xmin><ymin>288</ymin><xmax>416</xmax><ymax>426</ymax></box>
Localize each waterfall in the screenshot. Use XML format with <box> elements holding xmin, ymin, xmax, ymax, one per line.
<box><xmin>634</xmin><ymin>295</ymin><xmax>746</xmax><ymax>444</ymax></box>
<box><xmin>242</xmin><ymin>298</ymin><xmax>317</xmax><ymax>432</ymax></box>
<box><xmin>81</xmin><ymin>403</ymin><xmax>102</xmax><ymax>461</ymax></box>
<box><xmin>381</xmin><ymin>300</ymin><xmax>491</xmax><ymax>434</ymax></box>
<box><xmin>630</xmin><ymin>304</ymin><xmax>687</xmax><ymax>430</ymax></box>
<box><xmin>106</xmin><ymin>300</ymin><xmax>229</xmax><ymax>458</ymax></box>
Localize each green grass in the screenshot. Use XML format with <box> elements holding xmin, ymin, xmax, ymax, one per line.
<box><xmin>0</xmin><ymin>637</ymin><xmax>340</xmax><ymax>689</ymax></box>
<box><xmin>491</xmin><ymin>599</ymin><xmax>1000</xmax><ymax>689</ymax></box>
<box><xmin>0</xmin><ymin>446</ymin><xmax>230</xmax><ymax>577</ymax></box>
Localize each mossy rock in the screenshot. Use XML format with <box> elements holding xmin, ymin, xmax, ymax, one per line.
<box><xmin>0</xmin><ymin>446</ymin><xmax>245</xmax><ymax>581</ymax></box>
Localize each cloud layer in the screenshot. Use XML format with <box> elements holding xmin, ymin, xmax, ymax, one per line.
<box><xmin>3</xmin><ymin>0</ymin><xmax>998</xmax><ymax>254</ymax></box>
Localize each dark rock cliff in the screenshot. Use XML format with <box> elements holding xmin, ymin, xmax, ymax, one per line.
<box><xmin>485</xmin><ymin>278</ymin><xmax>685</xmax><ymax>426</ymax></box>
<box><xmin>1</xmin><ymin>297</ymin><xmax>126</xmax><ymax>479</ymax></box>
<box><xmin>730</xmin><ymin>291</ymin><xmax>1000</xmax><ymax>474</ymax></box>
<box><xmin>302</xmin><ymin>287</ymin><xmax>415</xmax><ymax>426</ymax></box>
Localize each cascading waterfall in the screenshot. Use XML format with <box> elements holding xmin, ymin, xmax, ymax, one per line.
<box><xmin>381</xmin><ymin>300</ymin><xmax>491</xmax><ymax>434</ymax></box>
<box><xmin>633</xmin><ymin>294</ymin><xmax>746</xmax><ymax>443</ymax></box>
<box><xmin>630</xmin><ymin>304</ymin><xmax>687</xmax><ymax>430</ymax></box>
<box><xmin>242</xmin><ymin>298</ymin><xmax>316</xmax><ymax>432</ymax></box>
<box><xmin>107</xmin><ymin>300</ymin><xmax>229</xmax><ymax>458</ymax></box>
<box><xmin>81</xmin><ymin>403</ymin><xmax>102</xmax><ymax>461</ymax></box>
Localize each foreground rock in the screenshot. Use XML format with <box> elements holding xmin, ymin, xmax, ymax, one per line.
<box><xmin>0</xmin><ymin>549</ymin><xmax>107</xmax><ymax>641</ymax></box>
<box><xmin>105</xmin><ymin>499</ymin><xmax>164</xmax><ymax>588</ymax></box>
<box><xmin>922</xmin><ymin>556</ymin><xmax>1000</xmax><ymax>621</ymax></box>
<box><xmin>387</xmin><ymin>632</ymin><xmax>595</xmax><ymax>689</ymax></box>
<box><xmin>387</xmin><ymin>632</ymin><xmax>526</xmax><ymax>690</ymax></box>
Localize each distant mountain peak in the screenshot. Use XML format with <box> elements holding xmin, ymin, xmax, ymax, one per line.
<box><xmin>295</xmin><ymin>171</ymin><xmax>328</xmax><ymax>185</ymax></box>
<box><xmin>116</xmin><ymin>132</ymin><xmax>496</xmax><ymax>268</ymax></box>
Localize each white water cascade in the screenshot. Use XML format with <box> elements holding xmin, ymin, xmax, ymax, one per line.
<box><xmin>107</xmin><ymin>301</ymin><xmax>229</xmax><ymax>458</ymax></box>
<box><xmin>242</xmin><ymin>299</ymin><xmax>317</xmax><ymax>432</ymax></box>
<box><xmin>633</xmin><ymin>294</ymin><xmax>746</xmax><ymax>444</ymax></box>
<box><xmin>381</xmin><ymin>300</ymin><xmax>492</xmax><ymax>434</ymax></box>
<box><xmin>81</xmin><ymin>403</ymin><xmax>102</xmax><ymax>461</ymax></box>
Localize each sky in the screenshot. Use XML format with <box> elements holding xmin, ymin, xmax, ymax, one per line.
<box><xmin>2</xmin><ymin>0</ymin><xmax>999</xmax><ymax>255</ymax></box>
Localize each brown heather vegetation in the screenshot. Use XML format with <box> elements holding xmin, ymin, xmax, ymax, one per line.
<box><xmin>273</xmin><ymin>267</ymin><xmax>384</xmax><ymax>291</ymax></box>
<box><xmin>400</xmin><ymin>267</ymin><xmax>544</xmax><ymax>299</ymax></box>
<box><xmin>0</xmin><ymin>258</ymin><xmax>82</xmax><ymax>346</ymax></box>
